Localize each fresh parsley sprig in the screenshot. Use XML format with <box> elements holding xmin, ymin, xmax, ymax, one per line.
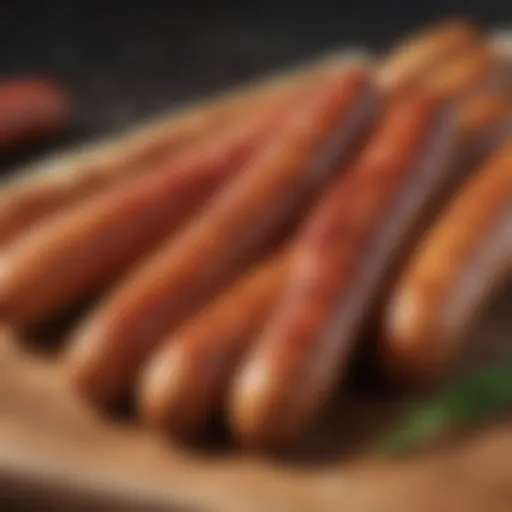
<box><xmin>379</xmin><ymin>360</ymin><xmax>512</xmax><ymax>456</ymax></box>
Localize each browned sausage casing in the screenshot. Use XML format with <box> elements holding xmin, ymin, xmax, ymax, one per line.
<box><xmin>139</xmin><ymin>248</ymin><xmax>291</xmax><ymax>440</ymax></box>
<box><xmin>0</xmin><ymin>94</ymin><xmax>299</xmax><ymax>329</ymax></box>
<box><xmin>378</xmin><ymin>19</ymin><xmax>480</xmax><ymax>94</ymax></box>
<box><xmin>381</xmin><ymin>143</ymin><xmax>511</xmax><ymax>385</ymax></box>
<box><xmin>229</xmin><ymin>93</ymin><xmax>460</xmax><ymax>449</ymax></box>
<box><xmin>421</xmin><ymin>46</ymin><xmax>500</xmax><ymax>101</ymax></box>
<box><xmin>457</xmin><ymin>93</ymin><xmax>512</xmax><ymax>166</ymax></box>
<box><xmin>65</xmin><ymin>69</ymin><xmax>378</xmax><ymax>407</ymax></box>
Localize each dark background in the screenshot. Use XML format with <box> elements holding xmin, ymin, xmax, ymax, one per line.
<box><xmin>0</xmin><ymin>1</ymin><xmax>510</xmax><ymax>158</ymax></box>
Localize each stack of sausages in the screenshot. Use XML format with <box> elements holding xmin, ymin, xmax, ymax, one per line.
<box><xmin>0</xmin><ymin>20</ymin><xmax>510</xmax><ymax>451</ymax></box>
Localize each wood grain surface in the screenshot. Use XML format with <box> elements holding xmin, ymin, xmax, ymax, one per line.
<box><xmin>0</xmin><ymin>285</ymin><xmax>510</xmax><ymax>512</ymax></box>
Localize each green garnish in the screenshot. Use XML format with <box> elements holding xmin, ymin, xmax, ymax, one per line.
<box><xmin>379</xmin><ymin>359</ymin><xmax>512</xmax><ymax>456</ymax></box>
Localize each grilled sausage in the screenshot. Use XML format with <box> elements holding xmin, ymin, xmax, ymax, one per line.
<box><xmin>457</xmin><ymin>92</ymin><xmax>512</xmax><ymax>166</ymax></box>
<box><xmin>409</xmin><ymin>89</ymin><xmax>512</xmax><ymax>235</ymax></box>
<box><xmin>139</xmin><ymin>248</ymin><xmax>291</xmax><ymax>440</ymax></box>
<box><xmin>0</xmin><ymin>52</ymin><xmax>362</xmax><ymax>246</ymax></box>
<box><xmin>229</xmin><ymin>93</ymin><xmax>460</xmax><ymax>449</ymax></box>
<box><xmin>0</xmin><ymin>77</ymin><xmax>70</xmax><ymax>153</ymax></box>
<box><xmin>64</xmin><ymin>69</ymin><xmax>378</xmax><ymax>408</ymax></box>
<box><xmin>422</xmin><ymin>46</ymin><xmax>501</xmax><ymax>101</ymax></box>
<box><xmin>378</xmin><ymin>19</ymin><xmax>480</xmax><ymax>94</ymax></box>
<box><xmin>0</xmin><ymin>93</ymin><xmax>303</xmax><ymax>329</ymax></box>
<box><xmin>381</xmin><ymin>143</ymin><xmax>511</xmax><ymax>385</ymax></box>
<box><xmin>459</xmin><ymin>92</ymin><xmax>511</xmax><ymax>133</ymax></box>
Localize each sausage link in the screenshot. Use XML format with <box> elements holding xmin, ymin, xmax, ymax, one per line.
<box><xmin>0</xmin><ymin>95</ymin><xmax>300</xmax><ymax>329</ymax></box>
<box><xmin>457</xmin><ymin>92</ymin><xmax>512</xmax><ymax>165</ymax></box>
<box><xmin>413</xmin><ymin>89</ymin><xmax>512</xmax><ymax>235</ymax></box>
<box><xmin>64</xmin><ymin>69</ymin><xmax>378</xmax><ymax>408</ymax></box>
<box><xmin>421</xmin><ymin>46</ymin><xmax>501</xmax><ymax>101</ymax></box>
<box><xmin>139</xmin><ymin>248</ymin><xmax>291</xmax><ymax>440</ymax></box>
<box><xmin>0</xmin><ymin>77</ymin><xmax>70</xmax><ymax>153</ymax></box>
<box><xmin>0</xmin><ymin>53</ymin><xmax>361</xmax><ymax>246</ymax></box>
<box><xmin>378</xmin><ymin>19</ymin><xmax>480</xmax><ymax>94</ymax></box>
<box><xmin>459</xmin><ymin>92</ymin><xmax>511</xmax><ymax>133</ymax></box>
<box><xmin>229</xmin><ymin>93</ymin><xmax>460</xmax><ymax>448</ymax></box>
<box><xmin>381</xmin><ymin>143</ymin><xmax>512</xmax><ymax>385</ymax></box>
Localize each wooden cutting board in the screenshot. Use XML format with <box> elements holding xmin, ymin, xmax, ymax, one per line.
<box><xmin>0</xmin><ymin>286</ymin><xmax>510</xmax><ymax>512</ymax></box>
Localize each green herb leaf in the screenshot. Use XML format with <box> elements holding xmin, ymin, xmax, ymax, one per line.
<box><xmin>379</xmin><ymin>359</ymin><xmax>512</xmax><ymax>457</ymax></box>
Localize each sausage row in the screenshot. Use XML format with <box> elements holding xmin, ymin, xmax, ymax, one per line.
<box><xmin>0</xmin><ymin>19</ymin><xmax>510</xmax><ymax>451</ymax></box>
<box><xmin>0</xmin><ymin>50</ymin><xmax>364</xmax><ymax>247</ymax></box>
